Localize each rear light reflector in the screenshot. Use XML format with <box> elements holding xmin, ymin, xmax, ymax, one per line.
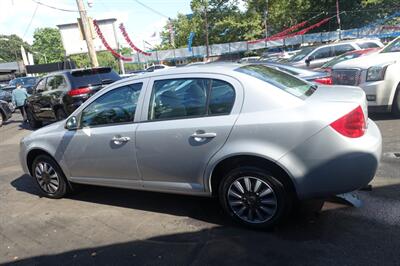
<box><xmin>330</xmin><ymin>106</ymin><xmax>366</xmax><ymax>138</ymax></box>
<box><xmin>314</xmin><ymin>76</ymin><xmax>332</xmax><ymax>85</ymax></box>
<box><xmin>68</xmin><ymin>87</ymin><xmax>90</xmax><ymax>96</ymax></box>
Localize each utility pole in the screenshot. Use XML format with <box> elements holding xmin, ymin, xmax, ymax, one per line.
<box><xmin>264</xmin><ymin>0</ymin><xmax>269</xmax><ymax>39</ymax></box>
<box><xmin>76</xmin><ymin>0</ymin><xmax>98</xmax><ymax>67</ymax></box>
<box><xmin>204</xmin><ymin>0</ymin><xmax>210</xmax><ymax>59</ymax></box>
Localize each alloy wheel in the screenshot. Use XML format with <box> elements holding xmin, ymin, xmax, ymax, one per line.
<box><xmin>34</xmin><ymin>162</ymin><xmax>60</xmax><ymax>194</ymax></box>
<box><xmin>227</xmin><ymin>176</ymin><xmax>278</xmax><ymax>224</ymax></box>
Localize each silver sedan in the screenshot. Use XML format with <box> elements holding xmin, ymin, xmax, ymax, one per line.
<box><xmin>19</xmin><ymin>63</ymin><xmax>382</xmax><ymax>228</ymax></box>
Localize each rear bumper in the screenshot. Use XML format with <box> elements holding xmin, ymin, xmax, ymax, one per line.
<box><xmin>279</xmin><ymin>119</ymin><xmax>382</xmax><ymax>199</ymax></box>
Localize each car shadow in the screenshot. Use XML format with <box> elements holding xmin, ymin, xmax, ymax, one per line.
<box><xmin>369</xmin><ymin>113</ymin><xmax>397</xmax><ymax>121</ymax></box>
<box><xmin>5</xmin><ymin>183</ymin><xmax>400</xmax><ymax>266</ymax></box>
<box><xmin>10</xmin><ymin>174</ymin><xmax>322</xmax><ymax>228</ymax></box>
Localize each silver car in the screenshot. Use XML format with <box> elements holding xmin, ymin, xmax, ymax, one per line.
<box><xmin>19</xmin><ymin>63</ymin><xmax>382</xmax><ymax>228</ymax></box>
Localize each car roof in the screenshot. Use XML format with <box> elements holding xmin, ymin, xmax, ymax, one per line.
<box><xmin>114</xmin><ymin>62</ymin><xmax>244</xmax><ymax>84</ymax></box>
<box><xmin>39</xmin><ymin>67</ymin><xmax>113</xmax><ymax>78</ymax></box>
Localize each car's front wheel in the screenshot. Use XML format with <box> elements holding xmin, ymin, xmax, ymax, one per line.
<box><xmin>219</xmin><ymin>167</ymin><xmax>291</xmax><ymax>229</ymax></box>
<box><xmin>392</xmin><ymin>84</ymin><xmax>400</xmax><ymax>118</ymax></box>
<box><xmin>32</xmin><ymin>155</ymin><xmax>68</xmax><ymax>199</ymax></box>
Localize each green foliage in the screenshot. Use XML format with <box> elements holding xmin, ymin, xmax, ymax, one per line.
<box><xmin>158</xmin><ymin>0</ymin><xmax>399</xmax><ymax>50</ymax></box>
<box><xmin>32</xmin><ymin>28</ymin><xmax>65</xmax><ymax>64</ymax></box>
<box><xmin>0</xmin><ymin>34</ymin><xmax>31</xmax><ymax>62</ymax></box>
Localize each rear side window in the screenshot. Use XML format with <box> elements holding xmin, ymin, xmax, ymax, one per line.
<box><xmin>149</xmin><ymin>78</ymin><xmax>235</xmax><ymax>121</ymax></box>
<box><xmin>236</xmin><ymin>65</ymin><xmax>315</xmax><ymax>100</ymax></box>
<box><xmin>69</xmin><ymin>68</ymin><xmax>121</xmax><ymax>88</ymax></box>
<box><xmin>333</xmin><ymin>44</ymin><xmax>355</xmax><ymax>56</ymax></box>
<box><xmin>357</xmin><ymin>42</ymin><xmax>380</xmax><ymax>49</ymax></box>
<box><xmin>209</xmin><ymin>80</ymin><xmax>235</xmax><ymax>115</ymax></box>
<box><xmin>47</xmin><ymin>75</ymin><xmax>68</xmax><ymax>91</ymax></box>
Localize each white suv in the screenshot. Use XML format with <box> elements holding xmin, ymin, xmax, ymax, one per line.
<box><xmin>332</xmin><ymin>37</ymin><xmax>400</xmax><ymax>116</ymax></box>
<box><xmin>287</xmin><ymin>39</ymin><xmax>383</xmax><ymax>69</ymax></box>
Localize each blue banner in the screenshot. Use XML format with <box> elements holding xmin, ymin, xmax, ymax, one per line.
<box><xmin>188</xmin><ymin>32</ymin><xmax>195</xmax><ymax>52</ymax></box>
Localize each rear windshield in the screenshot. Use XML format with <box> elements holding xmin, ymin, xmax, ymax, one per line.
<box><xmin>69</xmin><ymin>68</ymin><xmax>121</xmax><ymax>88</ymax></box>
<box><xmin>236</xmin><ymin>65</ymin><xmax>315</xmax><ymax>100</ymax></box>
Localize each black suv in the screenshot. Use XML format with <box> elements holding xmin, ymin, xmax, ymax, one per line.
<box><xmin>0</xmin><ymin>100</ymin><xmax>12</xmax><ymax>127</ymax></box>
<box><xmin>25</xmin><ymin>67</ymin><xmax>121</xmax><ymax>128</ymax></box>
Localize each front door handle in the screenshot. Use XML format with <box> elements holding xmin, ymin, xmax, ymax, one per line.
<box><xmin>191</xmin><ymin>131</ymin><xmax>217</xmax><ymax>142</ymax></box>
<box><xmin>112</xmin><ymin>136</ymin><xmax>131</xmax><ymax>145</ymax></box>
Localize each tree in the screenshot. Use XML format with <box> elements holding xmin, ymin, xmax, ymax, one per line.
<box><xmin>32</xmin><ymin>28</ymin><xmax>65</xmax><ymax>64</ymax></box>
<box><xmin>0</xmin><ymin>34</ymin><xmax>31</xmax><ymax>62</ymax></box>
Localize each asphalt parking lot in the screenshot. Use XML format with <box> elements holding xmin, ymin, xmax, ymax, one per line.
<box><xmin>0</xmin><ymin>112</ymin><xmax>399</xmax><ymax>266</ymax></box>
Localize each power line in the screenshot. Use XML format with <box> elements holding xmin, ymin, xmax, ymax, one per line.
<box><xmin>23</xmin><ymin>2</ymin><xmax>39</xmax><ymax>38</ymax></box>
<box><xmin>132</xmin><ymin>0</ymin><xmax>169</xmax><ymax>18</ymax></box>
<box><xmin>31</xmin><ymin>0</ymin><xmax>78</xmax><ymax>12</ymax></box>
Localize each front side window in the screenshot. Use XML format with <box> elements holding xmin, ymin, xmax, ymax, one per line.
<box><xmin>312</xmin><ymin>47</ymin><xmax>332</xmax><ymax>59</ymax></box>
<box><xmin>81</xmin><ymin>83</ymin><xmax>142</xmax><ymax>127</ymax></box>
<box><xmin>35</xmin><ymin>78</ymin><xmax>47</xmax><ymax>93</ymax></box>
<box><xmin>236</xmin><ymin>65</ymin><xmax>315</xmax><ymax>100</ymax></box>
<box><xmin>149</xmin><ymin>78</ymin><xmax>235</xmax><ymax>120</ymax></box>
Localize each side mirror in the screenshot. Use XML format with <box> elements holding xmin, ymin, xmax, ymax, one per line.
<box><xmin>65</xmin><ymin>116</ymin><xmax>78</xmax><ymax>130</ymax></box>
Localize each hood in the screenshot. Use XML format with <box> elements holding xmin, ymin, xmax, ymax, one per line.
<box><xmin>333</xmin><ymin>52</ymin><xmax>400</xmax><ymax>70</ymax></box>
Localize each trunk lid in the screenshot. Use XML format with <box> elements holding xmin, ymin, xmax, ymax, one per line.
<box><xmin>307</xmin><ymin>85</ymin><xmax>368</xmax><ymax>121</ymax></box>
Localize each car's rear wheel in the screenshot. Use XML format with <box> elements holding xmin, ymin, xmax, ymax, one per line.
<box><xmin>32</xmin><ymin>155</ymin><xmax>68</xmax><ymax>199</ymax></box>
<box><xmin>26</xmin><ymin>108</ymin><xmax>42</xmax><ymax>129</ymax></box>
<box><xmin>392</xmin><ymin>84</ymin><xmax>400</xmax><ymax>118</ymax></box>
<box><xmin>219</xmin><ymin>167</ymin><xmax>291</xmax><ymax>229</ymax></box>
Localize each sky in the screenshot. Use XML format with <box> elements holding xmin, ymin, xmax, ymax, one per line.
<box><xmin>0</xmin><ymin>0</ymin><xmax>192</xmax><ymax>49</ymax></box>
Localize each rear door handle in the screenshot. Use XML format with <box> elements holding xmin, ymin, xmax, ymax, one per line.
<box><xmin>191</xmin><ymin>131</ymin><xmax>217</xmax><ymax>142</ymax></box>
<box><xmin>112</xmin><ymin>136</ymin><xmax>131</xmax><ymax>144</ymax></box>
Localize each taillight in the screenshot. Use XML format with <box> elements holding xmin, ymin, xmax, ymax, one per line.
<box><xmin>314</xmin><ymin>76</ymin><xmax>332</xmax><ymax>85</ymax></box>
<box><xmin>330</xmin><ymin>106</ymin><xmax>366</xmax><ymax>138</ymax></box>
<box><xmin>68</xmin><ymin>87</ymin><xmax>90</xmax><ymax>96</ymax></box>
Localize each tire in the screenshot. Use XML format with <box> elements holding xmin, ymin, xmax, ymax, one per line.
<box><xmin>56</xmin><ymin>108</ymin><xmax>67</xmax><ymax>121</ymax></box>
<box><xmin>392</xmin><ymin>84</ymin><xmax>400</xmax><ymax>118</ymax></box>
<box><xmin>0</xmin><ymin>111</ymin><xmax>4</xmax><ymax>127</ymax></box>
<box><xmin>219</xmin><ymin>166</ymin><xmax>292</xmax><ymax>229</ymax></box>
<box><xmin>26</xmin><ymin>108</ymin><xmax>42</xmax><ymax>129</ymax></box>
<box><xmin>8</xmin><ymin>103</ymin><xmax>15</xmax><ymax>113</ymax></box>
<box><xmin>31</xmin><ymin>155</ymin><xmax>68</xmax><ymax>199</ymax></box>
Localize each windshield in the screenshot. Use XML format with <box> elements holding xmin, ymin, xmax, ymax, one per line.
<box><xmin>287</xmin><ymin>46</ymin><xmax>315</xmax><ymax>62</ymax></box>
<box><xmin>9</xmin><ymin>77</ymin><xmax>37</xmax><ymax>86</ymax></box>
<box><xmin>381</xmin><ymin>38</ymin><xmax>400</xmax><ymax>53</ymax></box>
<box><xmin>236</xmin><ymin>65</ymin><xmax>316</xmax><ymax>100</ymax></box>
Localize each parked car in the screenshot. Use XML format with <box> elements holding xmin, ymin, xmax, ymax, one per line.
<box><xmin>332</xmin><ymin>37</ymin><xmax>400</xmax><ymax>116</ymax></box>
<box><xmin>238</xmin><ymin>56</ymin><xmax>261</xmax><ymax>63</ymax></box>
<box><xmin>0</xmin><ymin>89</ymin><xmax>15</xmax><ymax>112</ymax></box>
<box><xmin>252</xmin><ymin>61</ymin><xmax>332</xmax><ymax>85</ymax></box>
<box><xmin>0</xmin><ymin>100</ymin><xmax>12</xmax><ymax>127</ymax></box>
<box><xmin>145</xmin><ymin>64</ymin><xmax>172</xmax><ymax>72</ymax></box>
<box><xmin>20</xmin><ymin>63</ymin><xmax>381</xmax><ymax>228</ymax></box>
<box><xmin>5</xmin><ymin>77</ymin><xmax>37</xmax><ymax>94</ymax></box>
<box><xmin>286</xmin><ymin>39</ymin><xmax>383</xmax><ymax>69</ymax></box>
<box><xmin>319</xmin><ymin>48</ymin><xmax>380</xmax><ymax>72</ymax></box>
<box><xmin>25</xmin><ymin>67</ymin><xmax>121</xmax><ymax>128</ymax></box>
